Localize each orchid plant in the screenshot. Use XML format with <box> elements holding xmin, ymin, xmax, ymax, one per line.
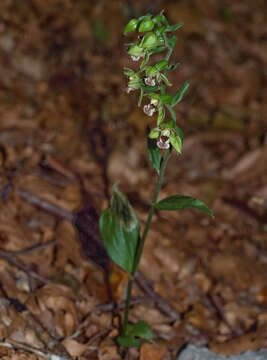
<box><xmin>99</xmin><ymin>11</ymin><xmax>214</xmax><ymax>348</ymax></box>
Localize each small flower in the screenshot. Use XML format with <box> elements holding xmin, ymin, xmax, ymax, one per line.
<box><xmin>131</xmin><ymin>55</ymin><xmax>140</xmax><ymax>61</ymax></box>
<box><xmin>144</xmin><ymin>77</ymin><xmax>156</xmax><ymax>86</ymax></box>
<box><xmin>143</xmin><ymin>103</ymin><xmax>156</xmax><ymax>116</ymax></box>
<box><xmin>125</xmin><ymin>86</ymin><xmax>132</xmax><ymax>93</ymax></box>
<box><xmin>157</xmin><ymin>135</ymin><xmax>170</xmax><ymax>149</ymax></box>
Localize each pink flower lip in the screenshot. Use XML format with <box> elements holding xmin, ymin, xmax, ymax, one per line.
<box><xmin>143</xmin><ymin>103</ymin><xmax>156</xmax><ymax>116</ymax></box>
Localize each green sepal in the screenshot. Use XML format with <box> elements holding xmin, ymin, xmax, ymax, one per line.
<box><xmin>154</xmin><ymin>195</ymin><xmax>214</xmax><ymax>217</ymax></box>
<box><xmin>128</xmin><ymin>43</ymin><xmax>144</xmax><ymax>57</ymax></box>
<box><xmin>124</xmin><ymin>18</ymin><xmax>139</xmax><ymax>34</ymax></box>
<box><xmin>174</xmin><ymin>124</ymin><xmax>184</xmax><ymax>145</ymax></box>
<box><xmin>171</xmin><ymin>81</ymin><xmax>190</xmax><ymax>107</ymax></box>
<box><xmin>169</xmin><ymin>132</ymin><xmax>182</xmax><ymax>154</ymax></box>
<box><xmin>157</xmin><ymin>104</ymin><xmax>165</xmax><ymax>125</ymax></box>
<box><xmin>148</xmin><ymin>128</ymin><xmax>160</xmax><ymax>139</ymax></box>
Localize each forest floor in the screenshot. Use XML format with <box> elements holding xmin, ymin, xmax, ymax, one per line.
<box><xmin>0</xmin><ymin>0</ymin><xmax>266</xmax><ymax>359</ymax></box>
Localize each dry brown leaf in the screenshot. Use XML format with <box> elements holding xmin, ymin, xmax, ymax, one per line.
<box><xmin>26</xmin><ymin>284</ymin><xmax>78</xmax><ymax>337</ymax></box>
<box><xmin>62</xmin><ymin>338</ymin><xmax>87</xmax><ymax>357</ymax></box>
<box><xmin>98</xmin><ymin>338</ymin><xmax>121</xmax><ymax>360</ymax></box>
<box><xmin>140</xmin><ymin>343</ymin><xmax>166</xmax><ymax>360</ymax></box>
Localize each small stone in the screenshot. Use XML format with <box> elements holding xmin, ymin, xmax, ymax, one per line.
<box><xmin>178</xmin><ymin>345</ymin><xmax>267</xmax><ymax>360</ymax></box>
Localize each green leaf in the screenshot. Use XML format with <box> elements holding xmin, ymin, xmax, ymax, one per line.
<box><xmin>161</xmin><ymin>94</ymin><xmax>172</xmax><ymax>104</ymax></box>
<box><xmin>154</xmin><ymin>195</ymin><xmax>214</xmax><ymax>217</ymax></box>
<box><xmin>124</xmin><ymin>18</ymin><xmax>139</xmax><ymax>34</ymax></box>
<box><xmin>127</xmin><ymin>321</ymin><xmax>155</xmax><ymax>340</ymax></box>
<box><xmin>99</xmin><ymin>186</ymin><xmax>140</xmax><ymax>273</ymax></box>
<box><xmin>169</xmin><ymin>133</ymin><xmax>182</xmax><ymax>154</ymax></box>
<box><xmin>166</xmin><ymin>22</ymin><xmax>183</xmax><ymax>32</ymax></box>
<box><xmin>147</xmin><ymin>127</ymin><xmax>162</xmax><ymax>173</ymax></box>
<box><xmin>117</xmin><ymin>335</ymin><xmax>141</xmax><ymax>347</ymax></box>
<box><xmin>166</xmin><ymin>104</ymin><xmax>176</xmax><ymax>121</ymax></box>
<box><xmin>171</xmin><ymin>81</ymin><xmax>190</xmax><ymax>107</ymax></box>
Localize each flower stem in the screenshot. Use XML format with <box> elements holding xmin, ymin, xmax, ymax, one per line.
<box><xmin>121</xmin><ymin>148</ymin><xmax>172</xmax><ymax>335</ymax></box>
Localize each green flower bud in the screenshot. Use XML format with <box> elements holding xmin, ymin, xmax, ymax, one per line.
<box><xmin>124</xmin><ymin>18</ymin><xmax>139</xmax><ymax>34</ymax></box>
<box><xmin>148</xmin><ymin>128</ymin><xmax>161</xmax><ymax>139</ymax></box>
<box><xmin>139</xmin><ymin>18</ymin><xmax>154</xmax><ymax>32</ymax></box>
<box><xmin>141</xmin><ymin>32</ymin><xmax>159</xmax><ymax>50</ymax></box>
<box><xmin>153</xmin><ymin>14</ymin><xmax>168</xmax><ymax>25</ymax></box>
<box><xmin>128</xmin><ymin>43</ymin><xmax>144</xmax><ymax>57</ymax></box>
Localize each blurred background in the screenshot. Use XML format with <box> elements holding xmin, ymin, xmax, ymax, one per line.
<box><xmin>0</xmin><ymin>0</ymin><xmax>267</xmax><ymax>359</ymax></box>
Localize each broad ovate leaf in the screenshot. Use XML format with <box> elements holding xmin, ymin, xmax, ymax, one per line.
<box><xmin>99</xmin><ymin>185</ymin><xmax>140</xmax><ymax>273</ymax></box>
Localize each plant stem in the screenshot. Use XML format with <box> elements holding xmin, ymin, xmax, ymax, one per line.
<box><xmin>121</xmin><ymin>148</ymin><xmax>172</xmax><ymax>335</ymax></box>
<box><xmin>122</xmin><ymin>277</ymin><xmax>133</xmax><ymax>336</ymax></box>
